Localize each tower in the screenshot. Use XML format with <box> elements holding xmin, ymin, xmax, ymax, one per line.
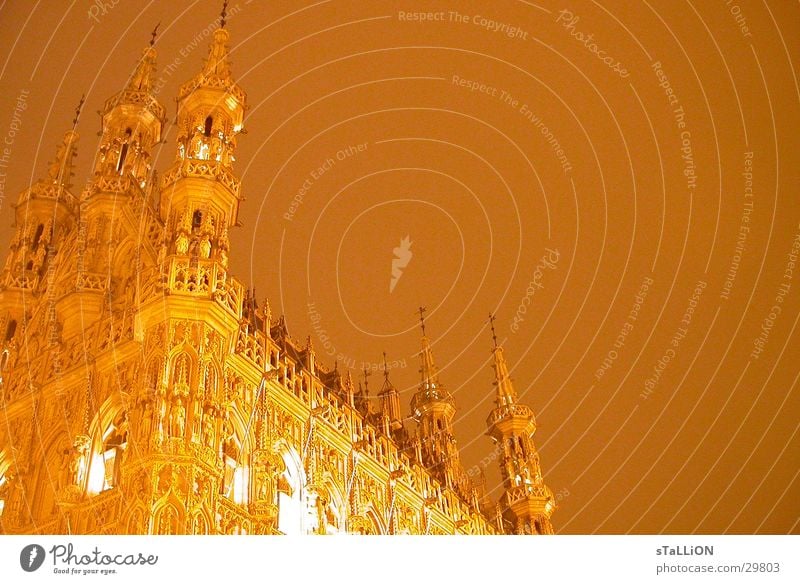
<box><xmin>55</xmin><ymin>30</ymin><xmax>167</xmax><ymax>340</ymax></box>
<box><xmin>160</xmin><ymin>14</ymin><xmax>245</xmax><ymax>255</ymax></box>
<box><xmin>485</xmin><ymin>315</ymin><xmax>555</xmax><ymax>534</ymax></box>
<box><xmin>409</xmin><ymin>308</ymin><xmax>472</xmax><ymax>502</ymax></box>
<box><xmin>0</xmin><ymin>109</ymin><xmax>80</xmax><ymax>355</ymax></box>
<box><xmin>120</xmin><ymin>9</ymin><xmax>257</xmax><ymax>535</ymax></box>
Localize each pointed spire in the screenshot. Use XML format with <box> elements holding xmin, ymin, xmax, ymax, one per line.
<box><xmin>344</xmin><ymin>370</ymin><xmax>356</xmax><ymax>408</ymax></box>
<box><xmin>417</xmin><ymin>308</ymin><xmax>441</xmax><ymax>393</ymax></box>
<box><xmin>71</xmin><ymin>94</ymin><xmax>85</xmax><ymax>129</ymax></box>
<box><xmin>16</xmin><ymin>97</ymin><xmax>83</xmax><ymax>210</ymax></box>
<box><xmin>95</xmin><ymin>29</ymin><xmax>165</xmax><ymax>169</ymax></box>
<box><xmin>489</xmin><ymin>314</ymin><xmax>517</xmax><ymax>406</ymax></box>
<box><xmin>303</xmin><ymin>334</ymin><xmax>316</xmax><ymax>375</ymax></box>
<box><xmin>380</xmin><ymin>352</ymin><xmax>402</xmax><ymax>431</ymax></box>
<box><xmin>47</xmin><ymin>95</ymin><xmax>83</xmax><ymax>185</ymax></box>
<box><xmin>125</xmin><ymin>44</ymin><xmax>158</xmax><ymax>94</ymax></box>
<box><xmin>381</xmin><ymin>351</ymin><xmax>391</xmax><ymax>385</ymax></box>
<box><xmin>411</xmin><ymin>307</ymin><xmax>455</xmax><ymax>418</ymax></box>
<box><xmin>101</xmin><ymin>27</ymin><xmax>163</xmax><ymax>116</ymax></box>
<box><xmin>491</xmin><ymin>345</ymin><xmax>518</xmax><ymax>407</ymax></box>
<box><xmin>46</xmin><ymin>128</ymin><xmax>79</xmax><ymax>187</ymax></box>
<box><xmin>204</xmin><ymin>28</ymin><xmax>232</xmax><ymax>79</ymax></box>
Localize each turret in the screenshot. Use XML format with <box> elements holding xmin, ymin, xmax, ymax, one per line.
<box><xmin>88</xmin><ymin>30</ymin><xmax>165</xmax><ymax>193</ymax></box>
<box><xmin>409</xmin><ymin>307</ymin><xmax>464</xmax><ymax>493</ymax></box>
<box><xmin>160</xmin><ymin>7</ymin><xmax>246</xmax><ymax>261</ymax></box>
<box><xmin>0</xmin><ymin>103</ymin><xmax>83</xmax><ymax>352</ymax></box>
<box><xmin>485</xmin><ymin>314</ymin><xmax>555</xmax><ymax>534</ymax></box>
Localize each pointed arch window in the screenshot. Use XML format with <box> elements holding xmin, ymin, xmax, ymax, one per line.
<box><xmin>5</xmin><ymin>320</ymin><xmax>17</xmax><ymax>342</ymax></box>
<box><xmin>33</xmin><ymin>224</ymin><xmax>44</xmax><ymax>247</ymax></box>
<box><xmin>117</xmin><ymin>128</ymin><xmax>132</xmax><ymax>174</ymax></box>
<box><xmin>87</xmin><ymin>417</ymin><xmax>128</xmax><ymax>494</ymax></box>
<box><xmin>204</xmin><ymin>116</ymin><xmax>213</xmax><ymax>138</ymax></box>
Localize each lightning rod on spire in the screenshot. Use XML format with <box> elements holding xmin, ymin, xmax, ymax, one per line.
<box><xmin>220</xmin><ymin>0</ymin><xmax>228</xmax><ymax>28</ymax></box>
<box><xmin>71</xmin><ymin>94</ymin><xmax>85</xmax><ymax>129</ymax></box>
<box><xmin>489</xmin><ymin>313</ymin><xmax>499</xmax><ymax>350</ymax></box>
<box><xmin>150</xmin><ymin>22</ymin><xmax>160</xmax><ymax>47</ymax></box>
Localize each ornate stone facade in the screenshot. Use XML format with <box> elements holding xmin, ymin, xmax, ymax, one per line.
<box><xmin>0</xmin><ymin>18</ymin><xmax>555</xmax><ymax>536</ymax></box>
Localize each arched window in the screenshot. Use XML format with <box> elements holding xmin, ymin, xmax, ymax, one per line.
<box><xmin>33</xmin><ymin>224</ymin><xmax>44</xmax><ymax>247</ymax></box>
<box><xmin>204</xmin><ymin>116</ymin><xmax>213</xmax><ymax>138</ymax></box>
<box><xmin>87</xmin><ymin>415</ymin><xmax>128</xmax><ymax>494</ymax></box>
<box><xmin>192</xmin><ymin>210</ymin><xmax>203</xmax><ymax>231</ymax></box>
<box><xmin>5</xmin><ymin>320</ymin><xmax>17</xmax><ymax>342</ymax></box>
<box><xmin>117</xmin><ymin>128</ymin><xmax>132</xmax><ymax>173</ymax></box>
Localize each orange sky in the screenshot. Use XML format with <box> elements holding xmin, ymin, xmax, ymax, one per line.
<box><xmin>0</xmin><ymin>0</ymin><xmax>798</xmax><ymax>534</ymax></box>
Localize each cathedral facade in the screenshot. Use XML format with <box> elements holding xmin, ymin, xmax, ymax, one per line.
<box><xmin>0</xmin><ymin>19</ymin><xmax>555</xmax><ymax>536</ymax></box>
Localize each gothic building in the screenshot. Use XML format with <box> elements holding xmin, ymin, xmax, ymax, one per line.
<box><xmin>0</xmin><ymin>16</ymin><xmax>556</xmax><ymax>535</ymax></box>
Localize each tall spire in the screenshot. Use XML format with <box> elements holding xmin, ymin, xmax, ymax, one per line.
<box><xmin>412</xmin><ymin>308</ymin><xmax>452</xmax><ymax>411</ymax></box>
<box><xmin>119</xmin><ymin>27</ymin><xmax>160</xmax><ymax>97</ymax></box>
<box><xmin>408</xmin><ymin>310</ymin><xmax>476</xmax><ymax>504</ymax></box>
<box><xmin>416</xmin><ymin>306</ymin><xmax>442</xmax><ymax>394</ymax></box>
<box><xmin>122</xmin><ymin>23</ymin><xmax>159</xmax><ymax>93</ymax></box>
<box><xmin>90</xmin><ymin>29</ymin><xmax>165</xmax><ymax>188</ymax></box>
<box><xmin>177</xmin><ymin>8</ymin><xmax>243</xmax><ymax>105</ymax></box>
<box><xmin>485</xmin><ymin>315</ymin><xmax>555</xmax><ymax>535</ymax></box>
<box><xmin>16</xmin><ymin>94</ymin><xmax>83</xmax><ymax>208</ymax></box>
<box><xmin>489</xmin><ymin>314</ymin><xmax>518</xmax><ymax>407</ymax></box>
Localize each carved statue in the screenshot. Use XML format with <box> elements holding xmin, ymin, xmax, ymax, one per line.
<box><xmin>198</xmin><ymin>235</ymin><xmax>211</xmax><ymax>259</ymax></box>
<box><xmin>68</xmin><ymin>447</ymin><xmax>85</xmax><ymax>486</ymax></box>
<box><xmin>210</xmin><ymin>136</ymin><xmax>222</xmax><ymax>161</ymax></box>
<box><xmin>256</xmin><ymin>471</ymin><xmax>270</xmax><ymax>501</ymax></box>
<box><xmin>58</xmin><ymin>446</ymin><xmax>72</xmax><ymax>490</ymax></box>
<box><xmin>190</xmin><ymin>134</ymin><xmax>203</xmax><ymax>159</ymax></box>
<box><xmin>170</xmin><ymin>397</ymin><xmax>186</xmax><ymax>438</ymax></box>
<box><xmin>31</xmin><ymin>244</ymin><xmax>47</xmax><ymax>273</ymax></box>
<box><xmin>315</xmin><ymin>493</ymin><xmax>327</xmax><ymax>534</ymax></box>
<box><xmin>202</xmin><ymin>411</ymin><xmax>215</xmax><ymax>448</ymax></box>
<box><xmin>41</xmin><ymin>220</ymin><xmax>53</xmax><ymax>246</ymax></box>
<box><xmin>157</xmin><ymin>237</ymin><xmax>168</xmax><ymax>266</ymax></box>
<box><xmin>139</xmin><ymin>400</ymin><xmax>153</xmax><ymax>443</ymax></box>
<box><xmin>175</xmin><ymin>232</ymin><xmax>190</xmax><ymax>255</ymax></box>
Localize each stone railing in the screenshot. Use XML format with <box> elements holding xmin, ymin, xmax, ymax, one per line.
<box><xmin>104</xmin><ymin>90</ymin><xmax>166</xmax><ymax>121</ymax></box>
<box><xmin>165</xmin><ymin>257</ymin><xmax>243</xmax><ymax>322</ymax></box>
<box><xmin>161</xmin><ymin>158</ymin><xmax>241</xmax><ymax>198</ymax></box>
<box><xmin>486</xmin><ymin>403</ymin><xmax>535</xmax><ymax>427</ymax></box>
<box><xmin>178</xmin><ymin>75</ymin><xmax>246</xmax><ymax>106</ymax></box>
